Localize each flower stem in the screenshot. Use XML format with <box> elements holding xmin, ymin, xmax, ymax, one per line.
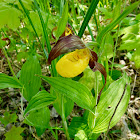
<box><xmin>61</xmin><ymin>96</ymin><xmax>70</xmax><ymax>140</ymax></box>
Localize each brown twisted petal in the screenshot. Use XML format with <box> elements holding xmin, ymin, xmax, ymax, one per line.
<box><xmin>93</xmin><ymin>61</ymin><xmax>107</xmax><ymax>104</ymax></box>
<box><xmin>89</xmin><ymin>50</ymin><xmax>98</xmax><ymax>69</ymax></box>
<box><xmin>48</xmin><ymin>35</ymin><xmax>86</xmax><ymax>64</ymax></box>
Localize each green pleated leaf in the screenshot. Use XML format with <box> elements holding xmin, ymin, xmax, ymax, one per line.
<box><xmin>40</xmin><ymin>76</ymin><xmax>95</xmax><ymax>112</ymax></box>
<box><xmin>0</xmin><ymin>73</ymin><xmax>23</xmax><ymax>89</ymax></box>
<box><xmin>24</xmin><ymin>90</ymin><xmax>56</xmax><ymax>115</ymax></box>
<box><xmin>19</xmin><ymin>55</ymin><xmax>41</xmax><ymax>101</ymax></box>
<box><xmin>96</xmin><ymin>1</ymin><xmax>140</xmax><ymax>44</ymax></box>
<box><xmin>24</xmin><ymin>107</ymin><xmax>50</xmax><ymax>128</ymax></box>
<box><xmin>92</xmin><ymin>73</ymin><xmax>130</xmax><ymax>133</ymax></box>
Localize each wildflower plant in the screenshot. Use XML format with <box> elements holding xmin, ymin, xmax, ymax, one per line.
<box><xmin>0</xmin><ymin>0</ymin><xmax>139</xmax><ymax>139</ymax></box>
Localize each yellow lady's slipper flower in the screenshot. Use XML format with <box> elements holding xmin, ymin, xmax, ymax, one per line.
<box><xmin>56</xmin><ymin>48</ymin><xmax>91</xmax><ymax>77</ymax></box>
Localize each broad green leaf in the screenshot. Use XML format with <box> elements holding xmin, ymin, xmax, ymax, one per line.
<box><xmin>92</xmin><ymin>73</ymin><xmax>130</xmax><ymax>133</ymax></box>
<box><xmin>40</xmin><ymin>76</ymin><xmax>95</xmax><ymax>112</ymax></box>
<box><xmin>97</xmin><ymin>1</ymin><xmax>140</xmax><ymax>44</ymax></box>
<box><xmin>132</xmin><ymin>47</ymin><xmax>140</xmax><ymax>68</ymax></box>
<box><xmin>75</xmin><ymin>130</ymin><xmax>88</xmax><ymax>140</ymax></box>
<box><xmin>4</xmin><ymin>126</ymin><xmax>24</xmax><ymax>140</ymax></box>
<box><xmin>0</xmin><ymin>73</ymin><xmax>23</xmax><ymax>89</ymax></box>
<box><xmin>51</xmin><ymin>88</ymin><xmax>74</xmax><ymax>117</ymax></box>
<box><xmin>24</xmin><ymin>90</ymin><xmax>56</xmax><ymax>115</ymax></box>
<box><xmin>118</xmin><ymin>22</ymin><xmax>140</xmax><ymax>41</ymax></box>
<box><xmin>0</xmin><ymin>3</ymin><xmax>22</xmax><ymax>30</ymax></box>
<box><xmin>0</xmin><ymin>111</ymin><xmax>17</xmax><ymax>127</ymax></box>
<box><xmin>24</xmin><ymin>107</ymin><xmax>50</xmax><ymax>128</ymax></box>
<box><xmin>118</xmin><ymin>36</ymin><xmax>140</xmax><ymax>50</ymax></box>
<box><xmin>19</xmin><ymin>55</ymin><xmax>41</xmax><ymax>101</ymax></box>
<box><xmin>55</xmin><ymin>1</ymin><xmax>68</xmax><ymax>40</ymax></box>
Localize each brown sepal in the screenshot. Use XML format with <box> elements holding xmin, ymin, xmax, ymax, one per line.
<box><xmin>48</xmin><ymin>35</ymin><xmax>86</xmax><ymax>64</ymax></box>
<box><xmin>89</xmin><ymin>50</ymin><xmax>98</xmax><ymax>69</ymax></box>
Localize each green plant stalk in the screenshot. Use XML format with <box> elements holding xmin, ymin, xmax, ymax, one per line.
<box><xmin>21</xmin><ymin>88</ymin><xmax>24</xmax><ymax>115</ymax></box>
<box><xmin>61</xmin><ymin>96</ymin><xmax>70</xmax><ymax>140</ymax></box>
<box><xmin>78</xmin><ymin>0</ymin><xmax>99</xmax><ymax>38</ymax></box>
<box><xmin>2</xmin><ymin>47</ymin><xmax>16</xmax><ymax>78</ymax></box>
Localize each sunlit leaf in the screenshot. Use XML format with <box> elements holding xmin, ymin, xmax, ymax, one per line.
<box><xmin>132</xmin><ymin>47</ymin><xmax>140</xmax><ymax>68</ymax></box>
<box><xmin>0</xmin><ymin>3</ymin><xmax>22</xmax><ymax>30</ymax></box>
<box><xmin>75</xmin><ymin>130</ymin><xmax>88</xmax><ymax>140</ymax></box>
<box><xmin>4</xmin><ymin>126</ymin><xmax>24</xmax><ymax>140</ymax></box>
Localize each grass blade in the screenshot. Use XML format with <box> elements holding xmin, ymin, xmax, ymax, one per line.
<box><xmin>78</xmin><ymin>0</ymin><xmax>99</xmax><ymax>38</ymax></box>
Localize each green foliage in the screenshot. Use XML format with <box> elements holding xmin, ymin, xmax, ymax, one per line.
<box><xmin>19</xmin><ymin>55</ymin><xmax>42</xmax><ymax>101</ymax></box>
<box><xmin>24</xmin><ymin>90</ymin><xmax>56</xmax><ymax>115</ymax></box>
<box><xmin>54</xmin><ymin>1</ymin><xmax>68</xmax><ymax>40</ymax></box>
<box><xmin>97</xmin><ymin>1</ymin><xmax>140</xmax><ymax>44</ymax></box>
<box><xmin>68</xmin><ymin>117</ymin><xmax>87</xmax><ymax>139</ymax></box>
<box><xmin>4</xmin><ymin>126</ymin><xmax>24</xmax><ymax>140</ymax></box>
<box><xmin>118</xmin><ymin>22</ymin><xmax>140</xmax><ymax>68</ymax></box>
<box><xmin>51</xmin><ymin>88</ymin><xmax>74</xmax><ymax>117</ymax></box>
<box><xmin>40</xmin><ymin>76</ymin><xmax>95</xmax><ymax>112</ymax></box>
<box><xmin>92</xmin><ymin>73</ymin><xmax>130</xmax><ymax>133</ymax></box>
<box><xmin>75</xmin><ymin>130</ymin><xmax>88</xmax><ymax>140</ymax></box>
<box><xmin>0</xmin><ymin>73</ymin><xmax>23</xmax><ymax>89</ymax></box>
<box><xmin>0</xmin><ymin>3</ymin><xmax>22</xmax><ymax>30</ymax></box>
<box><xmin>24</xmin><ymin>107</ymin><xmax>50</xmax><ymax>128</ymax></box>
<box><xmin>0</xmin><ymin>111</ymin><xmax>17</xmax><ymax>127</ymax></box>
